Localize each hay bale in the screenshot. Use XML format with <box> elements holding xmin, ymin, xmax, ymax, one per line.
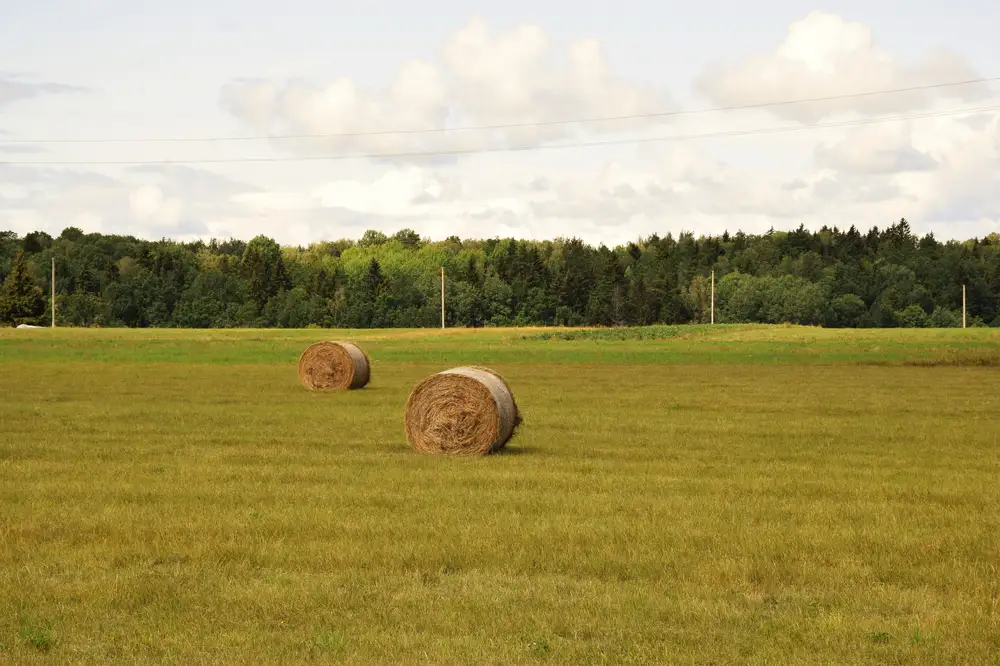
<box><xmin>297</xmin><ymin>340</ymin><xmax>371</xmax><ymax>390</ymax></box>
<box><xmin>404</xmin><ymin>366</ymin><xmax>521</xmax><ymax>455</ymax></box>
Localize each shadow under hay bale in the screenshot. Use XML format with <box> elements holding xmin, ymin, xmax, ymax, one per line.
<box><xmin>297</xmin><ymin>341</ymin><xmax>371</xmax><ymax>390</ymax></box>
<box><xmin>404</xmin><ymin>366</ymin><xmax>521</xmax><ymax>455</ymax></box>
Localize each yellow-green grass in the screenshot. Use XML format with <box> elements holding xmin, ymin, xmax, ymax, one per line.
<box><xmin>1</xmin><ymin>326</ymin><xmax>999</xmax><ymax>664</ymax></box>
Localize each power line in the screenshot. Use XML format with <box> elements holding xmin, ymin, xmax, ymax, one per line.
<box><xmin>4</xmin><ymin>76</ymin><xmax>999</xmax><ymax>145</ymax></box>
<box><xmin>3</xmin><ymin>103</ymin><xmax>999</xmax><ymax>167</ymax></box>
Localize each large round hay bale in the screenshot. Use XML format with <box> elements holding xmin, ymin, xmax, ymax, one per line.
<box><xmin>297</xmin><ymin>341</ymin><xmax>371</xmax><ymax>390</ymax></box>
<box><xmin>404</xmin><ymin>366</ymin><xmax>521</xmax><ymax>455</ymax></box>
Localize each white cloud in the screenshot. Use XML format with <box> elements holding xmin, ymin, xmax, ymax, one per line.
<box><xmin>0</xmin><ymin>73</ymin><xmax>87</xmax><ymax>109</ymax></box>
<box><xmin>230</xmin><ymin>191</ymin><xmax>315</xmax><ymax>212</ymax></box>
<box><xmin>695</xmin><ymin>11</ymin><xmax>992</xmax><ymax>122</ymax></box>
<box><xmin>129</xmin><ymin>184</ymin><xmax>183</xmax><ymax>226</ymax></box>
<box><xmin>815</xmin><ymin>122</ymin><xmax>939</xmax><ymax>174</ymax></box>
<box><xmin>218</xmin><ymin>16</ymin><xmax>670</xmax><ymax>158</ymax></box>
<box><xmin>439</xmin><ymin>17</ymin><xmax>667</xmax><ymax>142</ymax></box>
<box><xmin>312</xmin><ymin>167</ymin><xmax>461</xmax><ymax>216</ymax></box>
<box><xmin>219</xmin><ymin>65</ymin><xmax>451</xmax><ymax>157</ymax></box>
<box><xmin>0</xmin><ymin>165</ymin><xmax>227</xmax><ymax>240</ymax></box>
<box><xmin>905</xmin><ymin>113</ymin><xmax>1000</xmax><ymax>222</ymax></box>
<box><xmin>0</xmin><ymin>143</ymin><xmax>46</xmax><ymax>155</ymax></box>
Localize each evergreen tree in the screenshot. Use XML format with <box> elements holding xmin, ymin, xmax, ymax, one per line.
<box><xmin>241</xmin><ymin>236</ymin><xmax>290</xmax><ymax>310</ymax></box>
<box><xmin>0</xmin><ymin>250</ymin><xmax>46</xmax><ymax>326</ymax></box>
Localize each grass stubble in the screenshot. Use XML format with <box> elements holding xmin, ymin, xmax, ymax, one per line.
<box><xmin>0</xmin><ymin>326</ymin><xmax>998</xmax><ymax>664</ymax></box>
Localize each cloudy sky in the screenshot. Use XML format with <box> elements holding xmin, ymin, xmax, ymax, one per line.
<box><xmin>1</xmin><ymin>0</ymin><xmax>999</xmax><ymax>246</ymax></box>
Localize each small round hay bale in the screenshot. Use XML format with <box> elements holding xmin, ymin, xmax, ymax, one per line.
<box><xmin>297</xmin><ymin>340</ymin><xmax>371</xmax><ymax>390</ymax></box>
<box><xmin>404</xmin><ymin>366</ymin><xmax>521</xmax><ymax>455</ymax></box>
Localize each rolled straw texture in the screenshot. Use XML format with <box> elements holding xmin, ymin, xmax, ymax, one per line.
<box><xmin>404</xmin><ymin>366</ymin><xmax>520</xmax><ymax>455</ymax></box>
<box><xmin>297</xmin><ymin>341</ymin><xmax>371</xmax><ymax>390</ymax></box>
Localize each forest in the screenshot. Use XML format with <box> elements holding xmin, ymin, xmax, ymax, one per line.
<box><xmin>2</xmin><ymin>219</ymin><xmax>999</xmax><ymax>328</ymax></box>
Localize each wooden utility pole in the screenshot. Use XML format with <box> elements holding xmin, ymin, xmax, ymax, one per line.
<box><xmin>440</xmin><ymin>267</ymin><xmax>445</xmax><ymax>329</ymax></box>
<box><xmin>711</xmin><ymin>270</ymin><xmax>715</xmax><ymax>324</ymax></box>
<box><xmin>51</xmin><ymin>258</ymin><xmax>56</xmax><ymax>328</ymax></box>
<box><xmin>962</xmin><ymin>284</ymin><xmax>967</xmax><ymax>329</ymax></box>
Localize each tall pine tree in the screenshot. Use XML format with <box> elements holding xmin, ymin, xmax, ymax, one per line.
<box><xmin>0</xmin><ymin>250</ymin><xmax>46</xmax><ymax>326</ymax></box>
<box><xmin>241</xmin><ymin>236</ymin><xmax>290</xmax><ymax>310</ymax></box>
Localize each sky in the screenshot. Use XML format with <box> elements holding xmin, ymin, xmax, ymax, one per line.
<box><xmin>1</xmin><ymin>0</ymin><xmax>999</xmax><ymax>247</ymax></box>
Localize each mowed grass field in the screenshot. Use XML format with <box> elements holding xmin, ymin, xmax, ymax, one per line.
<box><xmin>1</xmin><ymin>324</ymin><xmax>999</xmax><ymax>664</ymax></box>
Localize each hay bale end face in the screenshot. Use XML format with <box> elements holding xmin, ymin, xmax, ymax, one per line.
<box><xmin>404</xmin><ymin>366</ymin><xmax>521</xmax><ymax>455</ymax></box>
<box><xmin>297</xmin><ymin>341</ymin><xmax>371</xmax><ymax>390</ymax></box>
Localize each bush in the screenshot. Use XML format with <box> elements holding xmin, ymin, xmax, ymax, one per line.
<box><xmin>928</xmin><ymin>306</ymin><xmax>962</xmax><ymax>328</ymax></box>
<box><xmin>823</xmin><ymin>294</ymin><xmax>866</xmax><ymax>327</ymax></box>
<box><xmin>896</xmin><ymin>304</ymin><xmax>929</xmax><ymax>328</ymax></box>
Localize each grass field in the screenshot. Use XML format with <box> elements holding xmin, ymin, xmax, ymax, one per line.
<box><xmin>1</xmin><ymin>324</ymin><xmax>999</xmax><ymax>664</ymax></box>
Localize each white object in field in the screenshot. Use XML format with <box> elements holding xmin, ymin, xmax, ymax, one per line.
<box><xmin>16</xmin><ymin>324</ymin><xmax>42</xmax><ymax>328</ymax></box>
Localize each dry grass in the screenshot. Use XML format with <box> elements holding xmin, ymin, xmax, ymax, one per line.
<box><xmin>901</xmin><ymin>352</ymin><xmax>1000</xmax><ymax>367</ymax></box>
<box><xmin>1</xmin><ymin>326</ymin><xmax>999</xmax><ymax>664</ymax></box>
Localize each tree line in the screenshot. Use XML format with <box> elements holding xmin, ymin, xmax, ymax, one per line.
<box><xmin>2</xmin><ymin>220</ymin><xmax>999</xmax><ymax>328</ymax></box>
